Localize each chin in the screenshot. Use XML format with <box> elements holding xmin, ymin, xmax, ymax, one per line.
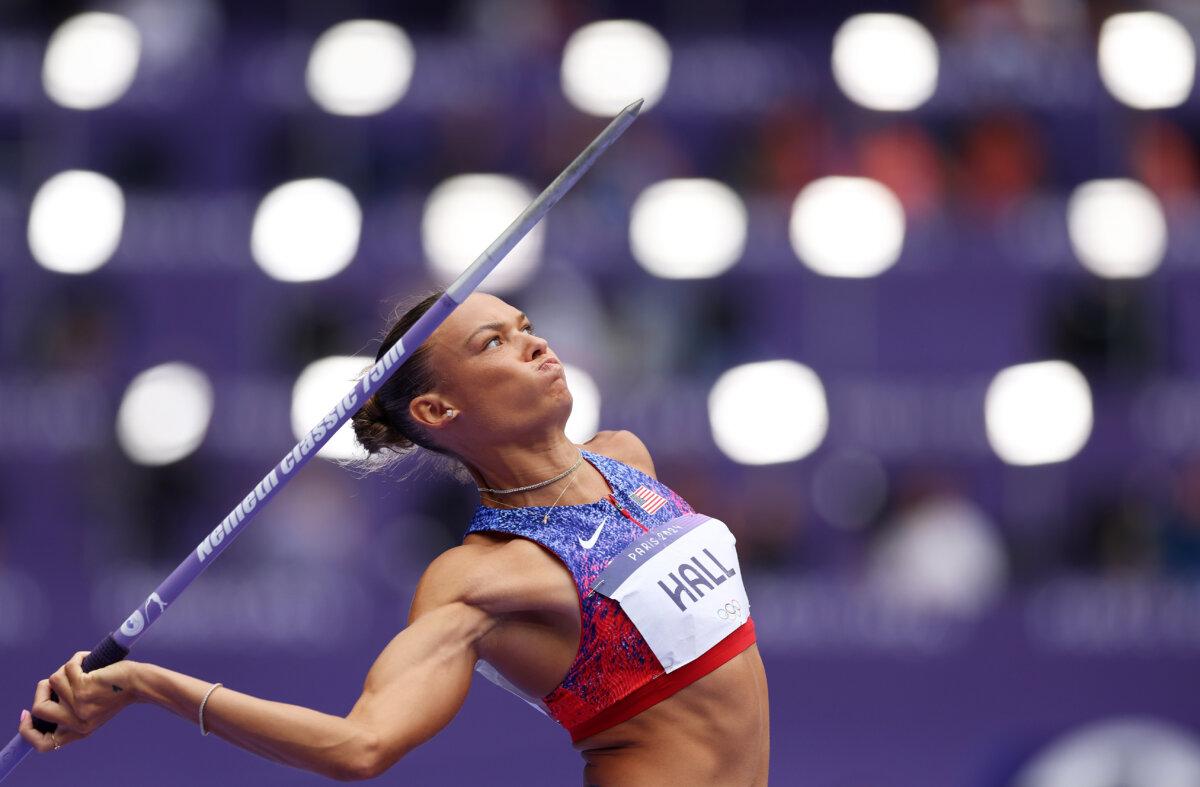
<box><xmin>553</xmin><ymin>388</ymin><xmax>574</xmax><ymax>420</ymax></box>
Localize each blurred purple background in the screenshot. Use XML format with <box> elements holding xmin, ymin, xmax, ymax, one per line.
<box><xmin>3</xmin><ymin>0</ymin><xmax>1200</xmax><ymax>784</ymax></box>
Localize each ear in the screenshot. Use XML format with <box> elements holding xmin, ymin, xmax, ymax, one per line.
<box><xmin>409</xmin><ymin>393</ymin><xmax>458</xmax><ymax>431</ymax></box>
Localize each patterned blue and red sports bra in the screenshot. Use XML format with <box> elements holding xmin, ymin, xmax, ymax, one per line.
<box><xmin>463</xmin><ymin>449</ymin><xmax>756</xmax><ymax>743</ymax></box>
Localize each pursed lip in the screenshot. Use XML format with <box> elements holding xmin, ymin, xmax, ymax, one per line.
<box><xmin>538</xmin><ymin>356</ymin><xmax>561</xmax><ymax>372</ymax></box>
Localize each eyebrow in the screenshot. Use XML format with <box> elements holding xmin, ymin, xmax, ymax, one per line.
<box><xmin>465</xmin><ymin>313</ymin><xmax>528</xmax><ymax>346</ymax></box>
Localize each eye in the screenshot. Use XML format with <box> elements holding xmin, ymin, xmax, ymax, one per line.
<box><xmin>481</xmin><ymin>323</ymin><xmax>534</xmax><ymax>351</ymax></box>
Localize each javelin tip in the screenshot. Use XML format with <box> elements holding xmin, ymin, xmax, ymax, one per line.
<box><xmin>623</xmin><ymin>98</ymin><xmax>645</xmax><ymax>115</ymax></box>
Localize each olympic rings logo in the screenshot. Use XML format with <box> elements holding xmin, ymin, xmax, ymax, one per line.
<box><xmin>717</xmin><ymin>599</ymin><xmax>742</xmax><ymax>621</ymax></box>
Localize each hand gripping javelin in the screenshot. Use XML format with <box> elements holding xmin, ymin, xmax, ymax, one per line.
<box><xmin>0</xmin><ymin>98</ymin><xmax>643</xmax><ymax>782</ymax></box>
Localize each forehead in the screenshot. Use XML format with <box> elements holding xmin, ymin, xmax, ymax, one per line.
<box><xmin>434</xmin><ymin>293</ymin><xmax>521</xmax><ymax>342</ymax></box>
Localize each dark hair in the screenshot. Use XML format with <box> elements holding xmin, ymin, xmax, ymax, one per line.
<box><xmin>351</xmin><ymin>290</ymin><xmax>449</xmax><ymax>459</ymax></box>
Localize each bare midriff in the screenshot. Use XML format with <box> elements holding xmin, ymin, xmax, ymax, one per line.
<box><xmin>575</xmin><ymin>643</ymin><xmax>771</xmax><ymax>786</ymax></box>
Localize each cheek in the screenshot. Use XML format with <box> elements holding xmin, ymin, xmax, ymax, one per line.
<box><xmin>458</xmin><ymin>362</ymin><xmax>533</xmax><ymax>406</ymax></box>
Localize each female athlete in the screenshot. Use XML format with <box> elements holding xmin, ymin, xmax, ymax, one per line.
<box><xmin>18</xmin><ymin>291</ymin><xmax>771</xmax><ymax>785</ymax></box>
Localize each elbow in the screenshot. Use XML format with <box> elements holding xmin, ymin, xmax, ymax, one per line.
<box><xmin>332</xmin><ymin>764</ymin><xmax>382</xmax><ymax>783</ymax></box>
<box><xmin>331</xmin><ymin>759</ymin><xmax>381</xmax><ymax>782</ymax></box>
<box><xmin>332</xmin><ymin>733</ymin><xmax>392</xmax><ymax>782</ymax></box>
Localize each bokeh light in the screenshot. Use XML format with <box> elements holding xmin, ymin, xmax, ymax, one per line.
<box><xmin>251</xmin><ymin>178</ymin><xmax>362</xmax><ymax>282</ymax></box>
<box><xmin>789</xmin><ymin>177</ymin><xmax>905</xmax><ymax>277</ymax></box>
<box><xmin>43</xmin><ymin>12</ymin><xmax>141</xmax><ymax>110</ymax></box>
<box><xmin>116</xmin><ymin>363</ymin><xmax>214</xmax><ymax>466</ymax></box>
<box><xmin>1098</xmin><ymin>12</ymin><xmax>1195</xmax><ymax>110</ymax></box>
<box><xmin>1016</xmin><ymin>717</ymin><xmax>1200</xmax><ymax>787</ymax></box>
<box><xmin>629</xmin><ymin>179</ymin><xmax>746</xmax><ymax>279</ymax></box>
<box><xmin>1067</xmin><ymin>179</ymin><xmax>1167</xmax><ymax>279</ymax></box>
<box><xmin>868</xmin><ymin>496</ymin><xmax>1008</xmax><ymax>616</ymax></box>
<box><xmin>560</xmin><ymin>19</ymin><xmax>671</xmax><ymax>116</ymax></box>
<box><xmin>422</xmin><ymin>174</ymin><xmax>543</xmax><ymax>293</ymax></box>
<box><xmin>28</xmin><ymin>170</ymin><xmax>125</xmax><ymax>274</ymax></box>
<box><xmin>985</xmin><ymin>361</ymin><xmax>1093</xmax><ymax>466</ymax></box>
<box><xmin>306</xmin><ymin>20</ymin><xmax>415</xmax><ymax>116</ymax></box>
<box><xmin>563</xmin><ymin>363</ymin><xmax>600</xmax><ymax>443</ymax></box>
<box><xmin>291</xmin><ymin>356</ymin><xmax>372</xmax><ymax>462</ymax></box>
<box><xmin>832</xmin><ymin>14</ymin><xmax>938</xmax><ymax>111</ymax></box>
<box><xmin>708</xmin><ymin>360</ymin><xmax>828</xmax><ymax>465</ymax></box>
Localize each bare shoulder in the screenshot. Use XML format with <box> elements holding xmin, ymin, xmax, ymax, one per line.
<box><xmin>583</xmin><ymin>429</ymin><xmax>657</xmax><ymax>479</ymax></box>
<box><xmin>411</xmin><ymin>535</ymin><xmax>576</xmax><ymax>624</ymax></box>
<box><xmin>408</xmin><ymin>543</ymin><xmax>494</xmax><ymax>623</ymax></box>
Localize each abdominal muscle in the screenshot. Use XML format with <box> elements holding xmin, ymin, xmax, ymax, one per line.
<box><xmin>575</xmin><ymin>645</ymin><xmax>771</xmax><ymax>787</ymax></box>
<box><xmin>465</xmin><ymin>532</ymin><xmax>771</xmax><ymax>786</ymax></box>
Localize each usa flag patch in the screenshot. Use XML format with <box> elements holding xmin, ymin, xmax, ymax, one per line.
<box><xmin>630</xmin><ymin>485</ymin><xmax>668</xmax><ymax>515</ymax></box>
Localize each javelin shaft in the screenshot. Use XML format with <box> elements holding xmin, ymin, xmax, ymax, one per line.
<box><xmin>0</xmin><ymin>98</ymin><xmax>642</xmax><ymax>781</ymax></box>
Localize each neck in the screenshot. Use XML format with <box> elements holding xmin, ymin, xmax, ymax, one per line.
<box><xmin>464</xmin><ymin>430</ymin><xmax>583</xmax><ymax>501</ymax></box>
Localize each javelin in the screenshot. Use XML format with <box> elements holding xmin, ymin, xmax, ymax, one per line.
<box><xmin>0</xmin><ymin>98</ymin><xmax>643</xmax><ymax>782</ymax></box>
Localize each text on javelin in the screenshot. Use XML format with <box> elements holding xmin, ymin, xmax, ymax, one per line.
<box><xmin>196</xmin><ymin>338</ymin><xmax>404</xmax><ymax>562</ymax></box>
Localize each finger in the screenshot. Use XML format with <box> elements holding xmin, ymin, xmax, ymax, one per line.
<box><xmin>48</xmin><ymin>669</ymin><xmax>78</xmax><ymax>713</ymax></box>
<box><xmin>35</xmin><ymin>673</ymin><xmax>86</xmax><ymax>733</ymax></box>
<box><xmin>28</xmin><ymin>655</ymin><xmax>106</xmax><ymax>742</ymax></box>
<box><xmin>17</xmin><ymin>710</ymin><xmax>77</xmax><ymax>753</ymax></box>
<box><xmin>30</xmin><ymin>678</ymin><xmax>55</xmax><ymax>731</ymax></box>
<box><xmin>64</xmin><ymin>656</ymin><xmax>88</xmax><ymax>712</ymax></box>
<box><xmin>18</xmin><ymin>710</ymin><xmax>47</xmax><ymax>752</ymax></box>
<box><xmin>31</xmin><ymin>696</ymin><xmax>84</xmax><ymax>733</ymax></box>
<box><xmin>49</xmin><ymin>728</ymin><xmax>83</xmax><ymax>749</ymax></box>
<box><xmin>65</xmin><ymin>653</ymin><xmax>86</xmax><ymax>688</ymax></box>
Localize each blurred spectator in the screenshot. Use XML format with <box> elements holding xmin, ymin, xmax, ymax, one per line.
<box><xmin>1157</xmin><ymin>458</ymin><xmax>1200</xmax><ymax>578</ymax></box>
<box><xmin>1067</xmin><ymin>493</ymin><xmax>1159</xmax><ymax>578</ymax></box>
<box><xmin>1043</xmin><ymin>279</ymin><xmax>1160</xmax><ymax>382</ymax></box>
<box><xmin>952</xmin><ymin>111</ymin><xmax>1045</xmax><ymax>222</ymax></box>
<box><xmin>18</xmin><ymin>284</ymin><xmax>126</xmax><ymax>379</ymax></box>
<box><xmin>857</xmin><ymin>123</ymin><xmax>945</xmax><ymax>219</ymax></box>
<box><xmin>1132</xmin><ymin>117</ymin><xmax>1200</xmax><ymax>207</ymax></box>
<box><xmin>749</xmin><ymin>101</ymin><xmax>831</xmax><ymax>200</ymax></box>
<box><xmin>938</xmin><ymin>0</ymin><xmax>1086</xmax><ymax>44</ymax></box>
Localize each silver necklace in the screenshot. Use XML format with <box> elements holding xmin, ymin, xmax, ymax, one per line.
<box><xmin>485</xmin><ymin>468</ymin><xmax>580</xmax><ymax>524</ymax></box>
<box><xmin>477</xmin><ymin>452</ymin><xmax>584</xmax><ymax>495</ymax></box>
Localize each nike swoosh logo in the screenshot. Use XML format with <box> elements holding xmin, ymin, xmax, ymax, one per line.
<box><xmin>578</xmin><ymin>521</ymin><xmax>605</xmax><ymax>549</ymax></box>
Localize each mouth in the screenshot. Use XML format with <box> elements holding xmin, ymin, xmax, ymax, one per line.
<box><xmin>538</xmin><ymin>357</ymin><xmax>561</xmax><ymax>372</ymax></box>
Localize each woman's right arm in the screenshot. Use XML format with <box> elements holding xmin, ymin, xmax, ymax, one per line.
<box><xmin>132</xmin><ymin>660</ymin><xmax>381</xmax><ymax>780</ymax></box>
<box><xmin>23</xmin><ymin>545</ymin><xmax>500</xmax><ymax>782</ymax></box>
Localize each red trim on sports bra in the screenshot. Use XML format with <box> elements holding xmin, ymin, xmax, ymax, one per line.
<box><xmin>566</xmin><ymin>616</ymin><xmax>757</xmax><ymax>744</ymax></box>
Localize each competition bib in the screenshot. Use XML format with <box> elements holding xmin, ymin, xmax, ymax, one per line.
<box><xmin>590</xmin><ymin>513</ymin><xmax>750</xmax><ymax>672</ymax></box>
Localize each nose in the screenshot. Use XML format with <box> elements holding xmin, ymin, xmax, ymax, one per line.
<box><xmin>525</xmin><ymin>332</ymin><xmax>549</xmax><ymax>361</ymax></box>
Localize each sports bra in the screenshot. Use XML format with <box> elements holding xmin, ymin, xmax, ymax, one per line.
<box><xmin>462</xmin><ymin>449</ymin><xmax>756</xmax><ymax>742</ymax></box>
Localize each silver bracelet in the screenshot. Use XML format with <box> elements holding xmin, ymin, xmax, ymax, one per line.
<box><xmin>198</xmin><ymin>682</ymin><xmax>223</xmax><ymax>736</ymax></box>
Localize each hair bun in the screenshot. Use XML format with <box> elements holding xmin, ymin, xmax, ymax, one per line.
<box><xmin>348</xmin><ymin>289</ymin><xmax>460</xmax><ymax>477</ymax></box>
<box><xmin>352</xmin><ymin>394</ymin><xmax>412</xmax><ymax>455</ymax></box>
